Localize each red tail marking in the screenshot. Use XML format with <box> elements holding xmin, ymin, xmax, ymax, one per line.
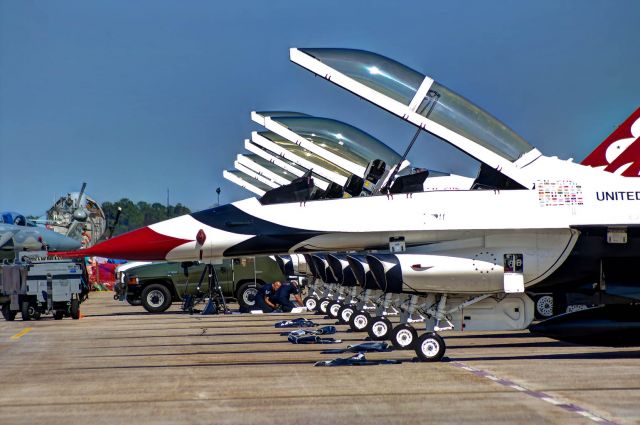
<box><xmin>582</xmin><ymin>107</ymin><xmax>640</xmax><ymax>176</ymax></box>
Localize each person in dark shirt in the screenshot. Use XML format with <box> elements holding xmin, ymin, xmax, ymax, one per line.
<box><xmin>254</xmin><ymin>281</ymin><xmax>282</xmax><ymax>313</ymax></box>
<box><xmin>271</xmin><ymin>280</ymin><xmax>303</xmax><ymax>312</ymax></box>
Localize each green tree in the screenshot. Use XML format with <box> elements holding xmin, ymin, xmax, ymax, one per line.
<box><xmin>101</xmin><ymin>198</ymin><xmax>191</xmax><ymax>238</ymax></box>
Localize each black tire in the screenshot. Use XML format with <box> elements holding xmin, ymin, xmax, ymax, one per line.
<box><xmin>318</xmin><ymin>298</ymin><xmax>331</xmax><ymax>315</ymax></box>
<box><xmin>126</xmin><ymin>297</ymin><xmax>142</xmax><ymax>306</ymax></box>
<box><xmin>141</xmin><ymin>284</ymin><xmax>172</xmax><ymax>313</ymax></box>
<box><xmin>20</xmin><ymin>300</ymin><xmax>33</xmax><ymax>321</ymax></box>
<box><xmin>390</xmin><ymin>324</ymin><xmax>418</xmax><ymax>349</ymax></box>
<box><xmin>349</xmin><ymin>310</ymin><xmax>371</xmax><ymax>332</ymax></box>
<box><xmin>367</xmin><ymin>317</ymin><xmax>393</xmax><ymax>341</ymax></box>
<box><xmin>328</xmin><ymin>301</ymin><xmax>342</xmax><ymax>319</ymax></box>
<box><xmin>337</xmin><ymin>304</ymin><xmax>356</xmax><ymax>324</ymax></box>
<box><xmin>236</xmin><ymin>282</ymin><xmax>259</xmax><ymax>309</ymax></box>
<box><xmin>303</xmin><ymin>296</ymin><xmax>318</xmax><ymax>312</ymax></box>
<box><xmin>1</xmin><ymin>304</ymin><xmax>16</xmax><ymax>321</ymax></box>
<box><xmin>53</xmin><ymin>311</ymin><xmax>65</xmax><ymax>320</ymax></box>
<box><xmin>415</xmin><ymin>332</ymin><xmax>446</xmax><ymax>362</ymax></box>
<box><xmin>70</xmin><ymin>299</ymin><xmax>81</xmax><ymax>320</ymax></box>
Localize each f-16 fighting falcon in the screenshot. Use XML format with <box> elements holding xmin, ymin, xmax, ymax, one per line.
<box><xmin>56</xmin><ymin>48</ymin><xmax>640</xmax><ymax>361</ymax></box>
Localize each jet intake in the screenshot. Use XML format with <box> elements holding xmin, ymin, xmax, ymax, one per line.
<box><xmin>365</xmin><ymin>254</ymin><xmax>403</xmax><ymax>293</ymax></box>
<box><xmin>275</xmin><ymin>255</ymin><xmax>295</xmax><ymax>276</ymax></box>
<box><xmin>346</xmin><ymin>255</ymin><xmax>378</xmax><ymax>289</ymax></box>
<box><xmin>327</xmin><ymin>254</ymin><xmax>357</xmax><ymax>286</ymax></box>
<box><xmin>311</xmin><ymin>254</ymin><xmax>339</xmax><ymax>284</ymax></box>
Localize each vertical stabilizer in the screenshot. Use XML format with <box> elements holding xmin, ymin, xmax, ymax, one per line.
<box><xmin>582</xmin><ymin>107</ymin><xmax>640</xmax><ymax>176</ymax></box>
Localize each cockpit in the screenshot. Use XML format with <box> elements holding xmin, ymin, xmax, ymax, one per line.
<box><xmin>245</xmin><ymin>112</ymin><xmax>474</xmax><ymax>205</ymax></box>
<box><xmin>227</xmin><ymin>48</ymin><xmax>542</xmax><ymax>204</ymax></box>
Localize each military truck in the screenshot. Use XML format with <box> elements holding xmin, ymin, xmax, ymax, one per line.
<box><xmin>115</xmin><ymin>256</ymin><xmax>286</xmax><ymax>313</ymax></box>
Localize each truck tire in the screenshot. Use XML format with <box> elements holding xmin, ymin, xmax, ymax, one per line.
<box><xmin>1</xmin><ymin>304</ymin><xmax>16</xmax><ymax>321</ymax></box>
<box><xmin>236</xmin><ymin>282</ymin><xmax>259</xmax><ymax>309</ymax></box>
<box><xmin>70</xmin><ymin>299</ymin><xmax>81</xmax><ymax>319</ymax></box>
<box><xmin>21</xmin><ymin>300</ymin><xmax>33</xmax><ymax>321</ymax></box>
<box><xmin>53</xmin><ymin>311</ymin><xmax>65</xmax><ymax>320</ymax></box>
<box><xmin>126</xmin><ymin>297</ymin><xmax>142</xmax><ymax>306</ymax></box>
<box><xmin>141</xmin><ymin>284</ymin><xmax>172</xmax><ymax>313</ymax></box>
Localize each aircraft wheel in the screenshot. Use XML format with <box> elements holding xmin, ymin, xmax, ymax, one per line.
<box><xmin>338</xmin><ymin>304</ymin><xmax>356</xmax><ymax>324</ymax></box>
<box><xmin>390</xmin><ymin>324</ymin><xmax>418</xmax><ymax>349</ymax></box>
<box><xmin>303</xmin><ymin>296</ymin><xmax>318</xmax><ymax>312</ymax></box>
<box><xmin>415</xmin><ymin>332</ymin><xmax>446</xmax><ymax>362</ymax></box>
<box><xmin>534</xmin><ymin>295</ymin><xmax>554</xmax><ymax>319</ymax></box>
<box><xmin>368</xmin><ymin>317</ymin><xmax>392</xmax><ymax>341</ymax></box>
<box><xmin>318</xmin><ymin>298</ymin><xmax>331</xmax><ymax>315</ymax></box>
<box><xmin>328</xmin><ymin>302</ymin><xmax>342</xmax><ymax>319</ymax></box>
<box><xmin>349</xmin><ymin>310</ymin><xmax>371</xmax><ymax>332</ymax></box>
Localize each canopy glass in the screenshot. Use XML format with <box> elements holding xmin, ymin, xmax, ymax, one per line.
<box><xmin>270</xmin><ymin>115</ymin><xmax>403</xmax><ymax>168</ymax></box>
<box><xmin>300</xmin><ymin>48</ymin><xmax>533</xmax><ymax>162</ymax></box>
<box><xmin>259</xmin><ymin>131</ymin><xmax>352</xmax><ymax>177</ymax></box>
<box><xmin>243</xmin><ymin>154</ymin><xmax>296</xmax><ymax>181</ymax></box>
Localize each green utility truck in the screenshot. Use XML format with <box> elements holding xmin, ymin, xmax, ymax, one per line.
<box><xmin>115</xmin><ymin>257</ymin><xmax>286</xmax><ymax>313</ymax></box>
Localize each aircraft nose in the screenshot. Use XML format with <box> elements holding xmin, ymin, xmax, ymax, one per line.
<box><xmin>53</xmin><ymin>226</ymin><xmax>193</xmax><ymax>260</ymax></box>
<box><xmin>45</xmin><ymin>231</ymin><xmax>82</xmax><ymax>251</ymax></box>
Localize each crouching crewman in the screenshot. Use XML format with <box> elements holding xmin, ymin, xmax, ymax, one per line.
<box><xmin>271</xmin><ymin>280</ymin><xmax>303</xmax><ymax>312</ymax></box>
<box><xmin>254</xmin><ymin>280</ymin><xmax>282</xmax><ymax>313</ymax></box>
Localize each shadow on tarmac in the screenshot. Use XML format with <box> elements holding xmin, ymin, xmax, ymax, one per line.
<box><xmin>454</xmin><ymin>349</ymin><xmax>640</xmax><ymax>361</ymax></box>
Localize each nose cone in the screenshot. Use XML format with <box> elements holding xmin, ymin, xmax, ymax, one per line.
<box><xmin>53</xmin><ymin>226</ymin><xmax>193</xmax><ymax>260</ymax></box>
<box><xmin>43</xmin><ymin>230</ymin><xmax>82</xmax><ymax>251</ymax></box>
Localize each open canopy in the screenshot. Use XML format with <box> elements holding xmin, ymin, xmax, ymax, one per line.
<box><xmin>296</xmin><ymin>48</ymin><xmax>534</xmax><ymax>164</ymax></box>
<box><xmin>269</xmin><ymin>115</ymin><xmax>403</xmax><ymax>169</ymax></box>
<box><xmin>257</xmin><ymin>131</ymin><xmax>353</xmax><ymax>178</ymax></box>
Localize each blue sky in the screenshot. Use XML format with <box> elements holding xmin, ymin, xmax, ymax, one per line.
<box><xmin>1</xmin><ymin>0</ymin><xmax>639</xmax><ymax>214</ymax></box>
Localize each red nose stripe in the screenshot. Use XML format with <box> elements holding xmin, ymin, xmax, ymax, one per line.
<box><xmin>53</xmin><ymin>227</ymin><xmax>193</xmax><ymax>260</ymax></box>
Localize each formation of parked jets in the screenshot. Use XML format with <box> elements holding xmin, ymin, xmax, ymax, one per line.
<box><xmin>56</xmin><ymin>48</ymin><xmax>640</xmax><ymax>361</ymax></box>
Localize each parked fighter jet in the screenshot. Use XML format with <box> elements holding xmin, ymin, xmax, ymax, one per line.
<box><xmin>56</xmin><ymin>49</ymin><xmax>640</xmax><ymax>361</ymax></box>
<box><xmin>0</xmin><ymin>216</ymin><xmax>81</xmax><ymax>254</ymax></box>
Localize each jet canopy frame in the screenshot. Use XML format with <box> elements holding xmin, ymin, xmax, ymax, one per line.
<box><xmin>290</xmin><ymin>48</ymin><xmax>541</xmax><ymax>189</ymax></box>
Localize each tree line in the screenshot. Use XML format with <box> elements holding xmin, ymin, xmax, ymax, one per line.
<box><xmin>102</xmin><ymin>199</ymin><xmax>191</xmax><ymax>237</ymax></box>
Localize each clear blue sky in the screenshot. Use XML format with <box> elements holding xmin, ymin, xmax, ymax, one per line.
<box><xmin>1</xmin><ymin>0</ymin><xmax>639</xmax><ymax>215</ymax></box>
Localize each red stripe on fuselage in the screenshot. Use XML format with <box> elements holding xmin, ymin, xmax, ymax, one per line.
<box><xmin>53</xmin><ymin>226</ymin><xmax>193</xmax><ymax>260</ymax></box>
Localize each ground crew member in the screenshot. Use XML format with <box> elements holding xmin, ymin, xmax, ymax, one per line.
<box><xmin>271</xmin><ymin>280</ymin><xmax>303</xmax><ymax>312</ymax></box>
<box><xmin>254</xmin><ymin>280</ymin><xmax>282</xmax><ymax>312</ymax></box>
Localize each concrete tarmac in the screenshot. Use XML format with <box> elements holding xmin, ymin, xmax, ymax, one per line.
<box><xmin>0</xmin><ymin>292</ymin><xmax>639</xmax><ymax>425</ymax></box>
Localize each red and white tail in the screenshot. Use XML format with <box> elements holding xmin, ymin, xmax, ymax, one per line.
<box><xmin>581</xmin><ymin>107</ymin><xmax>640</xmax><ymax>176</ymax></box>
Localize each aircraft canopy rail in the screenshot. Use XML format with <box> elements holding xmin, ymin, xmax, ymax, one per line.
<box><xmin>223</xmin><ymin>170</ymin><xmax>272</xmax><ymax>196</ymax></box>
<box><xmin>239</xmin><ymin>154</ymin><xmax>297</xmax><ymax>183</ymax></box>
<box><xmin>291</xmin><ymin>48</ymin><xmax>539</xmax><ymax>188</ymax></box>
<box><xmin>253</xmin><ymin>111</ymin><xmax>410</xmax><ymax>178</ymax></box>
<box><xmin>244</xmin><ymin>140</ymin><xmax>331</xmax><ymax>190</ymax></box>
<box><xmin>256</xmin><ymin>131</ymin><xmax>352</xmax><ymax>179</ymax></box>
<box><xmin>270</xmin><ymin>116</ymin><xmax>404</xmax><ymax>170</ymax></box>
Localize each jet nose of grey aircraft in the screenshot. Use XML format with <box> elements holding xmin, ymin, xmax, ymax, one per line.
<box><xmin>44</xmin><ymin>230</ymin><xmax>82</xmax><ymax>251</ymax></box>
